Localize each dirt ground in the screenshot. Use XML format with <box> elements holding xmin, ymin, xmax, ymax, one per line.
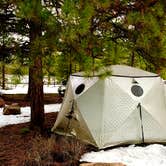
<box><xmin>0</xmin><ymin>95</ymin><xmax>60</xmax><ymax>166</ymax></box>
<box><xmin>0</xmin><ymin>112</ymin><xmax>59</xmax><ymax>166</ymax></box>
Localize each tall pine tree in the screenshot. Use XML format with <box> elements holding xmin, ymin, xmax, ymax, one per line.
<box><xmin>16</xmin><ymin>0</ymin><xmax>61</xmax><ymax>130</ymax></box>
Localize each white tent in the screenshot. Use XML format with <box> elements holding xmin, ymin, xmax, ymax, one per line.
<box><xmin>52</xmin><ymin>65</ymin><xmax>166</xmax><ymax>149</ymax></box>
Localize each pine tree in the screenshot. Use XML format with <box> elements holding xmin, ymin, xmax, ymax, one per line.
<box><xmin>16</xmin><ymin>0</ymin><xmax>61</xmax><ymax>130</ymax></box>
<box><xmin>0</xmin><ymin>0</ymin><xmax>18</xmax><ymax>89</ymax></box>
<box><xmin>57</xmin><ymin>0</ymin><xmax>166</xmax><ymax>77</ymax></box>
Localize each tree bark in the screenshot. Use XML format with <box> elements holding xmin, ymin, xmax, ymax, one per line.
<box><xmin>30</xmin><ymin>56</ymin><xmax>44</xmax><ymax>130</ymax></box>
<box><xmin>27</xmin><ymin>66</ymin><xmax>33</xmax><ymax>99</ymax></box>
<box><xmin>29</xmin><ymin>17</ymin><xmax>44</xmax><ymax>130</ymax></box>
<box><xmin>2</xmin><ymin>62</ymin><xmax>5</xmax><ymax>89</ymax></box>
<box><xmin>130</xmin><ymin>51</ymin><xmax>135</xmax><ymax>67</ymax></box>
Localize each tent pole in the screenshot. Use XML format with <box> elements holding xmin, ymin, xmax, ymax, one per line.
<box><xmin>138</xmin><ymin>103</ymin><xmax>145</xmax><ymax>143</ymax></box>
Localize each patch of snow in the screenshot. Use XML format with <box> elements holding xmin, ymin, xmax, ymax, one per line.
<box><xmin>0</xmin><ymin>84</ymin><xmax>60</xmax><ymax>94</ymax></box>
<box><xmin>80</xmin><ymin>144</ymin><xmax>166</xmax><ymax>166</ymax></box>
<box><xmin>0</xmin><ymin>104</ymin><xmax>61</xmax><ymax>128</ymax></box>
<box><xmin>0</xmin><ymin>81</ymin><xmax>62</xmax><ymax>128</ymax></box>
<box><xmin>0</xmin><ymin>106</ymin><xmax>30</xmax><ymax>127</ymax></box>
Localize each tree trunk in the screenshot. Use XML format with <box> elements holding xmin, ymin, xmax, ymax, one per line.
<box><xmin>47</xmin><ymin>75</ymin><xmax>50</xmax><ymax>85</ymax></box>
<box><xmin>30</xmin><ymin>56</ymin><xmax>44</xmax><ymax>130</ymax></box>
<box><xmin>130</xmin><ymin>51</ymin><xmax>135</xmax><ymax>67</ymax></box>
<box><xmin>2</xmin><ymin>62</ymin><xmax>5</xmax><ymax>89</ymax></box>
<box><xmin>69</xmin><ymin>51</ymin><xmax>72</xmax><ymax>76</ymax></box>
<box><xmin>27</xmin><ymin>66</ymin><xmax>33</xmax><ymax>99</ymax></box>
<box><xmin>29</xmin><ymin>16</ymin><xmax>44</xmax><ymax>130</ymax></box>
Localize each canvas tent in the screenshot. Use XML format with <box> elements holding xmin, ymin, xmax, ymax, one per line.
<box><xmin>52</xmin><ymin>65</ymin><xmax>166</xmax><ymax>149</ymax></box>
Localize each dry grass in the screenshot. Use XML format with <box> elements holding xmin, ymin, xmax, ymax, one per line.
<box><xmin>23</xmin><ymin>135</ymin><xmax>89</xmax><ymax>166</ymax></box>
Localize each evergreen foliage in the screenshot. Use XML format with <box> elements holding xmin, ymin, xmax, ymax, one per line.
<box><xmin>0</xmin><ymin>0</ymin><xmax>166</xmax><ymax>129</ymax></box>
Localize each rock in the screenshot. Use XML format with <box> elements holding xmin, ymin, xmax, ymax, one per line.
<box><xmin>80</xmin><ymin>163</ymin><xmax>126</xmax><ymax>166</ymax></box>
<box><xmin>3</xmin><ymin>104</ymin><xmax>21</xmax><ymax>115</ymax></box>
<box><xmin>0</xmin><ymin>97</ymin><xmax>5</xmax><ymax>108</ymax></box>
<box><xmin>11</xmin><ymin>103</ymin><xmax>19</xmax><ymax>106</ymax></box>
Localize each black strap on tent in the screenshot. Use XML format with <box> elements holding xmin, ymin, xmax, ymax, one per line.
<box><xmin>137</xmin><ymin>103</ymin><xmax>145</xmax><ymax>143</ymax></box>
<box><xmin>65</xmin><ymin>100</ymin><xmax>75</xmax><ymax>136</ymax></box>
<box><xmin>71</xmin><ymin>74</ymin><xmax>159</xmax><ymax>78</ymax></box>
<box><xmin>66</xmin><ymin>101</ymin><xmax>74</xmax><ymax>120</ymax></box>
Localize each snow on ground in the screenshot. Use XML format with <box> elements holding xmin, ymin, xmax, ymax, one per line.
<box><xmin>80</xmin><ymin>144</ymin><xmax>166</xmax><ymax>166</ymax></box>
<box><xmin>0</xmin><ymin>104</ymin><xmax>61</xmax><ymax>128</ymax></box>
<box><xmin>0</xmin><ymin>83</ymin><xmax>61</xmax><ymax>128</ymax></box>
<box><xmin>0</xmin><ymin>84</ymin><xmax>60</xmax><ymax>94</ymax></box>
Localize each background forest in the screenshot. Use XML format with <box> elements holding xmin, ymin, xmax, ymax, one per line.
<box><xmin>0</xmin><ymin>0</ymin><xmax>166</xmax><ymax>129</ymax></box>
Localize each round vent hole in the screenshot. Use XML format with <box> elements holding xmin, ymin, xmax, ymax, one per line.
<box><xmin>75</xmin><ymin>84</ymin><xmax>85</xmax><ymax>95</ymax></box>
<box><xmin>131</xmin><ymin>85</ymin><xmax>143</xmax><ymax>97</ymax></box>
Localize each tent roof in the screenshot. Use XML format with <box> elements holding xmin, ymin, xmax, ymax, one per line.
<box><xmin>72</xmin><ymin>65</ymin><xmax>159</xmax><ymax>78</ymax></box>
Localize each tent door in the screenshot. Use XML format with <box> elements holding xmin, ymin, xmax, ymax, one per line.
<box><xmin>137</xmin><ymin>103</ymin><xmax>145</xmax><ymax>143</ymax></box>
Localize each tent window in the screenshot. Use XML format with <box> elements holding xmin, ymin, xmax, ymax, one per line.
<box><xmin>75</xmin><ymin>84</ymin><xmax>85</xmax><ymax>95</ymax></box>
<box><xmin>131</xmin><ymin>85</ymin><xmax>143</xmax><ymax>97</ymax></box>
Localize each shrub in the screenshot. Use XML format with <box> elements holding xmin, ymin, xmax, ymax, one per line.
<box><xmin>52</xmin><ymin>135</ymin><xmax>88</xmax><ymax>165</ymax></box>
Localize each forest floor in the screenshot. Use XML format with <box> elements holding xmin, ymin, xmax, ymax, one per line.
<box><xmin>0</xmin><ymin>94</ymin><xmax>60</xmax><ymax>166</ymax></box>
<box><xmin>0</xmin><ymin>112</ymin><xmax>59</xmax><ymax>166</ymax></box>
